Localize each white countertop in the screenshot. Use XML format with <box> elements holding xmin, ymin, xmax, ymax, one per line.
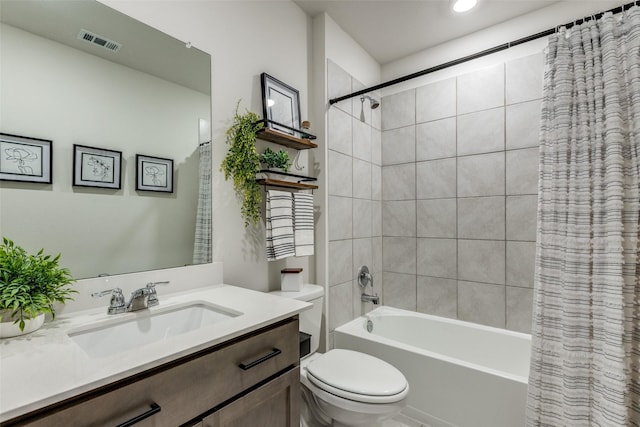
<box><xmin>0</xmin><ymin>284</ymin><xmax>311</xmax><ymax>423</ymax></box>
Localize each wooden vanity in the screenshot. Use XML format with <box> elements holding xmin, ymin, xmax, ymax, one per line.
<box><xmin>0</xmin><ymin>285</ymin><xmax>309</xmax><ymax>427</ymax></box>
<box><xmin>3</xmin><ymin>317</ymin><xmax>299</xmax><ymax>427</ymax></box>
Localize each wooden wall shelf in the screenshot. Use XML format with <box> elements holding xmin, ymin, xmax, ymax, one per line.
<box><xmin>256</xmin><ymin>178</ymin><xmax>318</xmax><ymax>190</ymax></box>
<box><xmin>257</xmin><ymin>128</ymin><xmax>318</xmax><ymax>150</ymax></box>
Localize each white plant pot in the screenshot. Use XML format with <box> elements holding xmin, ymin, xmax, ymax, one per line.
<box><xmin>0</xmin><ymin>313</ymin><xmax>45</xmax><ymax>338</ymax></box>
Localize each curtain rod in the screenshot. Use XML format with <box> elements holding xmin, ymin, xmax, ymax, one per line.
<box><xmin>328</xmin><ymin>0</ymin><xmax>637</xmax><ymax>105</ymax></box>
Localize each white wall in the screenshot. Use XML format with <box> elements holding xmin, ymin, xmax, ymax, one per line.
<box><xmin>97</xmin><ymin>0</ymin><xmax>313</xmax><ymax>291</ymax></box>
<box><xmin>382</xmin><ymin>1</ymin><xmax>626</xmax><ymax>95</ymax></box>
<box><xmin>311</xmin><ymin>13</ymin><xmax>328</xmax><ymax>306</ymax></box>
<box><xmin>0</xmin><ymin>23</ymin><xmax>208</xmax><ymax>279</ymax></box>
<box><xmin>323</xmin><ymin>14</ymin><xmax>381</xmax><ymax>88</ymax></box>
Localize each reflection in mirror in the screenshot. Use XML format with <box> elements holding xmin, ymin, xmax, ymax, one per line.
<box><xmin>0</xmin><ymin>0</ymin><xmax>212</xmax><ymax>279</ymax></box>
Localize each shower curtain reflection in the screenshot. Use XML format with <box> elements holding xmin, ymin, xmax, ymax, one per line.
<box><xmin>193</xmin><ymin>140</ymin><xmax>212</xmax><ymax>264</ymax></box>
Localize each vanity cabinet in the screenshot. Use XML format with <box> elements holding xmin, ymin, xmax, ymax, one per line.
<box><xmin>201</xmin><ymin>368</ymin><xmax>299</xmax><ymax>426</ymax></box>
<box><xmin>6</xmin><ymin>317</ymin><xmax>300</xmax><ymax>427</ymax></box>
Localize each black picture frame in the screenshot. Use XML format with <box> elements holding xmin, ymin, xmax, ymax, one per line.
<box><xmin>0</xmin><ymin>133</ymin><xmax>52</xmax><ymax>184</ymax></box>
<box><xmin>136</xmin><ymin>154</ymin><xmax>173</xmax><ymax>193</ymax></box>
<box><xmin>73</xmin><ymin>144</ymin><xmax>122</xmax><ymax>189</ymax></box>
<box><xmin>260</xmin><ymin>72</ymin><xmax>301</xmax><ymax>136</ymax></box>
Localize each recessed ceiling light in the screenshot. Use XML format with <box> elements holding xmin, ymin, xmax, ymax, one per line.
<box><xmin>451</xmin><ymin>0</ymin><xmax>478</xmax><ymax>13</ymax></box>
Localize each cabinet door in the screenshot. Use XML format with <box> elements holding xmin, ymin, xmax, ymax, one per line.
<box><xmin>202</xmin><ymin>368</ymin><xmax>299</xmax><ymax>427</ymax></box>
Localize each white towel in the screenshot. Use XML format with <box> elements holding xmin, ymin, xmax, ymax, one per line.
<box><xmin>266</xmin><ymin>190</ymin><xmax>295</xmax><ymax>261</ymax></box>
<box><xmin>293</xmin><ymin>193</ymin><xmax>314</xmax><ymax>257</ymax></box>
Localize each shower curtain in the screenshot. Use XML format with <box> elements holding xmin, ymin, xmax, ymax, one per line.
<box><xmin>526</xmin><ymin>8</ymin><xmax>640</xmax><ymax>426</ymax></box>
<box><xmin>193</xmin><ymin>142</ymin><xmax>212</xmax><ymax>264</ymax></box>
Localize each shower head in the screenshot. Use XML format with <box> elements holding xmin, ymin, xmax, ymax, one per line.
<box><xmin>361</xmin><ymin>95</ymin><xmax>380</xmax><ymax>109</ymax></box>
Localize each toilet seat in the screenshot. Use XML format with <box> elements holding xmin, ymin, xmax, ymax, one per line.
<box><xmin>305</xmin><ymin>349</ymin><xmax>409</xmax><ymax>404</ymax></box>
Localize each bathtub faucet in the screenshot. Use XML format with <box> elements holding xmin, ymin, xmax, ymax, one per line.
<box><xmin>361</xmin><ymin>293</ymin><xmax>380</xmax><ymax>305</ymax></box>
<box><xmin>358</xmin><ymin>265</ymin><xmax>380</xmax><ymax>305</ymax></box>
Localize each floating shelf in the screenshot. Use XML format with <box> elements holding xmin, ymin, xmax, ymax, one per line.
<box><xmin>258</xmin><ymin>169</ymin><xmax>317</xmax><ymax>182</ymax></box>
<box><xmin>256</xmin><ymin>128</ymin><xmax>318</xmax><ymax>150</ymax></box>
<box><xmin>256</xmin><ymin>178</ymin><xmax>318</xmax><ymax>190</ymax></box>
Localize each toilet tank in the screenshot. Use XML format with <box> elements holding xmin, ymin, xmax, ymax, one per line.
<box><xmin>270</xmin><ymin>284</ymin><xmax>323</xmax><ymax>356</ymax></box>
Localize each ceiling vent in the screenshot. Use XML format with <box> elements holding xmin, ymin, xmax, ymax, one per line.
<box><xmin>77</xmin><ymin>29</ymin><xmax>121</xmax><ymax>53</ymax></box>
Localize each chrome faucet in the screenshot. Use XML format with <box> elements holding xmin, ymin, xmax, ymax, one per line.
<box><xmin>358</xmin><ymin>266</ymin><xmax>379</xmax><ymax>305</ymax></box>
<box><xmin>128</xmin><ymin>284</ymin><xmax>155</xmax><ymax>312</ymax></box>
<box><xmin>361</xmin><ymin>293</ymin><xmax>380</xmax><ymax>304</ymax></box>
<box><xmin>92</xmin><ymin>281</ymin><xmax>170</xmax><ymax>314</ymax></box>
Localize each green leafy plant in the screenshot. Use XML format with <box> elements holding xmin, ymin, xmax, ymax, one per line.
<box><xmin>0</xmin><ymin>237</ymin><xmax>76</xmax><ymax>332</ymax></box>
<box><xmin>220</xmin><ymin>101</ymin><xmax>264</xmax><ymax>227</ymax></box>
<box><xmin>260</xmin><ymin>147</ymin><xmax>291</xmax><ymax>172</ymax></box>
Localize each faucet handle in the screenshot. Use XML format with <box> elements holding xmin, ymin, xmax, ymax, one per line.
<box><xmin>91</xmin><ymin>288</ymin><xmax>120</xmax><ymax>298</ymax></box>
<box><xmin>357</xmin><ymin>266</ymin><xmax>373</xmax><ymax>289</ymax></box>
<box><xmin>146</xmin><ymin>281</ymin><xmax>170</xmax><ymax>307</ymax></box>
<box><xmin>145</xmin><ymin>281</ymin><xmax>170</xmax><ymax>289</ymax></box>
<box><xmin>91</xmin><ymin>288</ymin><xmax>127</xmax><ymax>314</ymax></box>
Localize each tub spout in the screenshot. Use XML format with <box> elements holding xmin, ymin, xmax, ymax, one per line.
<box><xmin>361</xmin><ymin>293</ymin><xmax>380</xmax><ymax>305</ymax></box>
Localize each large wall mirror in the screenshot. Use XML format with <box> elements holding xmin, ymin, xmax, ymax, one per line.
<box><xmin>0</xmin><ymin>0</ymin><xmax>212</xmax><ymax>279</ymax></box>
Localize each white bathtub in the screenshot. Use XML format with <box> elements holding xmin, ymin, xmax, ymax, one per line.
<box><xmin>334</xmin><ymin>306</ymin><xmax>531</xmax><ymax>427</ymax></box>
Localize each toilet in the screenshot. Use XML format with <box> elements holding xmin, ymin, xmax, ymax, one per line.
<box><xmin>270</xmin><ymin>284</ymin><xmax>409</xmax><ymax>427</ymax></box>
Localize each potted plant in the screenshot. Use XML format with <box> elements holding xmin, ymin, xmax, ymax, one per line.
<box><xmin>260</xmin><ymin>147</ymin><xmax>291</xmax><ymax>173</ymax></box>
<box><xmin>0</xmin><ymin>237</ymin><xmax>76</xmax><ymax>337</ymax></box>
<box><xmin>220</xmin><ymin>101</ymin><xmax>264</xmax><ymax>227</ymax></box>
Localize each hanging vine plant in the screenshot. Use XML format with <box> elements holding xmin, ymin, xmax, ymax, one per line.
<box><xmin>220</xmin><ymin>101</ymin><xmax>264</xmax><ymax>227</ymax></box>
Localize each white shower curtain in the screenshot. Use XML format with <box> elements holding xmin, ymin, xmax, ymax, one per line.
<box><xmin>193</xmin><ymin>142</ymin><xmax>212</xmax><ymax>264</ymax></box>
<box><xmin>527</xmin><ymin>8</ymin><xmax>640</xmax><ymax>426</ymax></box>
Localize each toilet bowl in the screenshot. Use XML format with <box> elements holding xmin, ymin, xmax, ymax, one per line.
<box><xmin>300</xmin><ymin>350</ymin><xmax>408</xmax><ymax>427</ymax></box>
<box><xmin>269</xmin><ymin>285</ymin><xmax>409</xmax><ymax>427</ymax></box>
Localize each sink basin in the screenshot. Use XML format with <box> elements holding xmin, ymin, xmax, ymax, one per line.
<box><xmin>68</xmin><ymin>302</ymin><xmax>241</xmax><ymax>358</ymax></box>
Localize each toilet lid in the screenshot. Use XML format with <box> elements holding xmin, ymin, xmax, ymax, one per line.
<box><xmin>306</xmin><ymin>349</ymin><xmax>408</xmax><ymax>402</ymax></box>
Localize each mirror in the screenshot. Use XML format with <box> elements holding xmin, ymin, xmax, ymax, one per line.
<box><xmin>0</xmin><ymin>0</ymin><xmax>212</xmax><ymax>279</ymax></box>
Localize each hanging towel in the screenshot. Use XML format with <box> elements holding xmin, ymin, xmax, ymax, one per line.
<box><xmin>293</xmin><ymin>192</ymin><xmax>314</xmax><ymax>257</ymax></box>
<box><xmin>266</xmin><ymin>190</ymin><xmax>295</xmax><ymax>261</ymax></box>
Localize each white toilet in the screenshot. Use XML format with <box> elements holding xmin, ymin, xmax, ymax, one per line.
<box><xmin>270</xmin><ymin>284</ymin><xmax>409</xmax><ymax>427</ymax></box>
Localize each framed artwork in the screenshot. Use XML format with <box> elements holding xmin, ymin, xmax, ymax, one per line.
<box><xmin>260</xmin><ymin>72</ymin><xmax>301</xmax><ymax>136</ymax></box>
<box><xmin>136</xmin><ymin>154</ymin><xmax>173</xmax><ymax>193</ymax></box>
<box><xmin>73</xmin><ymin>144</ymin><xmax>122</xmax><ymax>189</ymax></box>
<box><xmin>0</xmin><ymin>133</ymin><xmax>52</xmax><ymax>183</ymax></box>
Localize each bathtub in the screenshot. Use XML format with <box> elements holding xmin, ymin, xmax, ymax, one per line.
<box><xmin>334</xmin><ymin>306</ymin><xmax>531</xmax><ymax>427</ymax></box>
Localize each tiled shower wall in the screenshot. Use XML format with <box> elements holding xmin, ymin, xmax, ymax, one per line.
<box><xmin>381</xmin><ymin>53</ymin><xmax>543</xmax><ymax>333</ymax></box>
<box><xmin>326</xmin><ymin>60</ymin><xmax>382</xmax><ymax>341</ymax></box>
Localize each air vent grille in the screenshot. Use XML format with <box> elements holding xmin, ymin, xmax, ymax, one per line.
<box><xmin>77</xmin><ymin>29</ymin><xmax>121</xmax><ymax>52</ymax></box>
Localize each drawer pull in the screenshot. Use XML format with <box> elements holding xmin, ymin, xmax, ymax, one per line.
<box><xmin>239</xmin><ymin>348</ymin><xmax>282</xmax><ymax>370</ymax></box>
<box><xmin>116</xmin><ymin>402</ymin><xmax>161</xmax><ymax>427</ymax></box>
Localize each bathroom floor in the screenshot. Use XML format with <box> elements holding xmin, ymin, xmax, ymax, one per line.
<box><xmin>384</xmin><ymin>413</ymin><xmax>429</xmax><ymax>427</ymax></box>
